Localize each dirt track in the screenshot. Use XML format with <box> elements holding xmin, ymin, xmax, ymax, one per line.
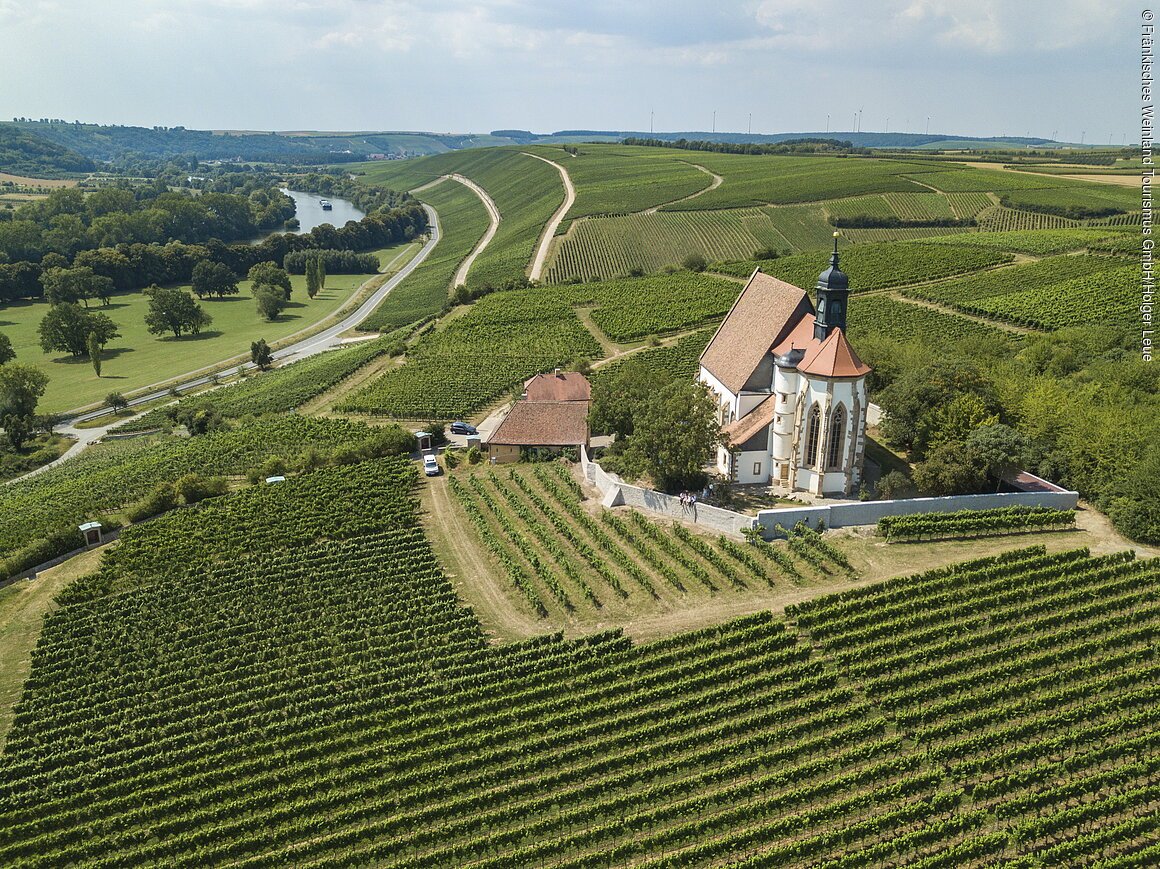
<box><xmin>523</xmin><ymin>152</ymin><xmax>575</xmax><ymax>281</ymax></box>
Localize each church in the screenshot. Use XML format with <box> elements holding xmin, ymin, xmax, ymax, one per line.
<box><xmin>698</xmin><ymin>235</ymin><xmax>871</xmax><ymax>497</ymax></box>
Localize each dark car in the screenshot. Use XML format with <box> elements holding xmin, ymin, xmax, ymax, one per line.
<box><xmin>449</xmin><ymin>421</ymin><xmax>477</xmax><ymax>435</ymax></box>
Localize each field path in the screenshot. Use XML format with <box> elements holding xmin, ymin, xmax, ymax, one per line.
<box><xmin>645</xmin><ymin>162</ymin><xmax>723</xmax><ymax>214</ymax></box>
<box><xmin>420</xmin><ymin>475</ymin><xmax>546</xmax><ymax>643</ymax></box>
<box><xmin>523</xmin><ymin>152</ymin><xmax>575</xmax><ymax>281</ymax></box>
<box><xmin>446</xmin><ymin>174</ymin><xmax>501</xmax><ymax>287</ymax></box>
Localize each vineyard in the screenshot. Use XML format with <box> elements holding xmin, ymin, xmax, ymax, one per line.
<box><xmin>341</xmin><ymin>273</ymin><xmax>740</xmax><ymax>419</ymax></box>
<box><xmin>2</xmin><ymin>458</ymin><xmax>1156</xmax><ymax>865</ymax></box>
<box><xmin>524</xmin><ymin>146</ymin><xmax>712</xmax><ymax>223</ymax></box>
<box><xmin>958</xmin><ymin>264</ymin><xmax>1139</xmax><ymax>331</ymax></box>
<box><xmin>712</xmin><ymin>241</ymin><xmax>1012</xmax><ymax>290</ymax></box>
<box><xmin>0</xmin><ymin>416</ymin><xmax>391</xmax><ymax>565</ymax></box>
<box><xmin>591</xmin><ymin>328</ymin><xmax>716</xmax><ymax>387</ymax></box>
<box><xmin>339</xmin><ymin>289</ymin><xmax>603</xmax><ymax>419</ymax></box>
<box><xmin>977</xmin><ymin>206</ymin><xmax>1083</xmax><ymax>232</ymax></box>
<box><xmin>661</xmin><ymin>154</ymin><xmax>938</xmax><ymax>210</ymax></box>
<box><xmin>914</xmin><ymin>228</ymin><xmax>1128</xmax><ymax>255</ymax></box>
<box><xmin>788</xmin><ymin>544</ymin><xmax>1160</xmax><ymax>865</ymax></box>
<box><xmin>846</xmin><ymin>295</ymin><xmax>1020</xmax><ymax>348</ymax></box>
<box><xmin>901</xmin><ymin>253</ymin><xmax>1125</xmax><ymax>307</ymax></box>
<box><xmin>544</xmin><ymin>208</ymin><xmax>782</xmax><ymax>283</ymax></box>
<box><xmin>445</xmin><ymin>463</ymin><xmax>852</xmax><ymax>622</ymax></box>
<box><xmin>877</xmin><ymin>506</ymin><xmax>1077</xmax><ymax>542</ymax></box>
<box><xmin>360</xmin><ymin>178</ymin><xmax>492</xmax><ymax>330</ymax></box>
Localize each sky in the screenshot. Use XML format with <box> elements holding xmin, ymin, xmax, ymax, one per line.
<box><xmin>0</xmin><ymin>0</ymin><xmax>1140</xmax><ymax>142</ymax></box>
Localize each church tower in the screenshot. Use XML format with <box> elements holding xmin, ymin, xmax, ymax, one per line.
<box><xmin>813</xmin><ymin>232</ymin><xmax>849</xmax><ymax>341</ymax></box>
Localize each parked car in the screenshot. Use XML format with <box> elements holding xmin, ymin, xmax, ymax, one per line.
<box><xmin>449</xmin><ymin>421</ymin><xmax>478</xmax><ymax>435</ymax></box>
<box><xmin>423</xmin><ymin>454</ymin><xmax>440</xmax><ymax>477</ymax></box>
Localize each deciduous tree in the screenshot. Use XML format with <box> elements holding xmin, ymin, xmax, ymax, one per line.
<box><xmin>253</xmin><ymin>284</ymin><xmax>286</xmax><ymax>321</ymax></box>
<box><xmin>38</xmin><ymin>303</ymin><xmax>120</xmax><ymax>358</ymax></box>
<box><xmin>143</xmin><ymin>284</ymin><xmax>212</xmax><ymax>338</ymax></box>
<box><xmin>0</xmin><ymin>363</ymin><xmax>49</xmax><ymax>450</ymax></box>
<box><xmin>247</xmin><ymin>261</ymin><xmax>292</xmax><ymax>300</ymax></box>
<box><xmin>191</xmin><ymin>260</ymin><xmax>239</xmax><ymax>299</ymax></box>
<box><xmin>250</xmin><ymin>338</ymin><xmax>273</xmax><ymax>370</ymax></box>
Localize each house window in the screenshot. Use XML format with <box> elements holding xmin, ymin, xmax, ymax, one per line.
<box><xmin>753</xmin><ymin>462</ymin><xmax>762</xmax><ymax>476</ymax></box>
<box><xmin>827</xmin><ymin>404</ymin><xmax>846</xmax><ymax>469</ymax></box>
<box><xmin>804</xmin><ymin>404</ymin><xmax>821</xmax><ymax>467</ymax></box>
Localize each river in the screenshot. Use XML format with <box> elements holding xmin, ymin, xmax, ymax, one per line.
<box><xmin>280</xmin><ymin>189</ymin><xmax>365</xmax><ymax>234</ymax></box>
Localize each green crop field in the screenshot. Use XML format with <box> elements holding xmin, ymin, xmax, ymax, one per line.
<box><xmin>525</xmin><ymin>144</ymin><xmax>712</xmax><ymax>222</ymax></box>
<box><xmin>661</xmin><ymin>154</ymin><xmax>938</xmax><ymax>210</ymax></box>
<box><xmin>915</xmin><ymin>228</ymin><xmax>1126</xmax><ymax>255</ymax></box>
<box><xmin>360</xmin><ymin>178</ymin><xmax>491</xmax><ymax>330</ymax></box>
<box><xmin>449</xmin><ymin>463</ymin><xmax>852</xmax><ymax>622</ymax></box>
<box><xmin>2</xmin><ymin>452</ymin><xmax>1156</xmax><ymax>868</ymax></box>
<box><xmin>0</xmin><ymin>416</ymin><xmax>391</xmax><ymax>562</ymax></box>
<box><xmin>903</xmin><ymin>168</ymin><xmax>1064</xmax><ymax>192</ymax></box>
<box><xmin>545</xmin><ymin>208</ymin><xmax>781</xmax><ymax>282</ymax></box>
<box><xmin>0</xmin><ymin>264</ymin><xmax>392</xmax><ymax>413</ymax></box>
<box><xmin>341</xmin><ymin>273</ymin><xmax>739</xmax><ymax>419</ymax></box>
<box><xmin>763</xmin><ymin>203</ymin><xmax>836</xmax><ymax>250</ymax></box>
<box><xmin>340</xmin><ymin>288</ymin><xmax>603</xmax><ymax>419</ymax></box>
<box><xmin>902</xmin><ymin>254</ymin><xmax>1125</xmax><ymax>307</ymax></box>
<box><xmin>714</xmin><ymin>241</ymin><xmax>1012</xmax><ymax>290</ymax></box>
<box><xmin>962</xmin><ymin>264</ymin><xmax>1139</xmax><ymax>331</ymax></box>
<box><xmin>591</xmin><ymin>328</ymin><xmax>716</xmax><ymax>386</ymax></box>
<box><xmin>846</xmin><ymin>295</ymin><xmax>1021</xmax><ymax>348</ymax></box>
<box><xmin>1000</xmin><ymin>184</ymin><xmax>1139</xmax><ymax>215</ymax></box>
<box><xmin>945</xmin><ymin>191</ymin><xmax>995</xmax><ymax>219</ymax></box>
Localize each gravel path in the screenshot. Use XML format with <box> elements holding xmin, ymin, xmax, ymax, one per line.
<box><xmin>523</xmin><ymin>152</ymin><xmax>575</xmax><ymax>281</ymax></box>
<box><xmin>447</xmin><ymin>174</ymin><xmax>501</xmax><ymax>288</ymax></box>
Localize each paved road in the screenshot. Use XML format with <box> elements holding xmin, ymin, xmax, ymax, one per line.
<box><xmin>7</xmin><ymin>204</ymin><xmax>442</xmax><ymax>485</ymax></box>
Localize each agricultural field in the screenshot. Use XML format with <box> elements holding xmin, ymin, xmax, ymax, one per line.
<box><xmin>763</xmin><ymin>203</ymin><xmax>836</xmax><ymax>250</ymax></box>
<box><xmin>341</xmin><ymin>273</ymin><xmax>739</xmax><ymax>419</ymax></box>
<box><xmin>121</xmin><ymin>329</ymin><xmax>411</xmax><ymax>430</ymax></box>
<box><xmin>846</xmin><ymin>295</ymin><xmax>1022</xmax><ymax>349</ymax></box>
<box><xmin>903</xmin><ymin>168</ymin><xmax>1066</xmax><ymax>192</ymax></box>
<box><xmin>545</xmin><ymin>209</ymin><xmax>782</xmax><ymax>283</ymax></box>
<box><xmin>962</xmin><ymin>264</ymin><xmax>1139</xmax><ymax>331</ymax></box>
<box><xmin>339</xmin><ymin>289</ymin><xmax>603</xmax><ymax>419</ymax></box>
<box><xmin>446</xmin><ymin>463</ymin><xmax>853</xmax><ymax>624</ymax></box>
<box><xmin>2</xmin><ymin>458</ymin><xmax>1156</xmax><ymax>865</ymax></box>
<box><xmin>902</xmin><ymin>254</ymin><xmax>1126</xmax><ymax>307</ymax></box>
<box><xmin>1000</xmin><ymin>183</ymin><xmax>1138</xmax><ymax>216</ymax></box>
<box><xmin>525</xmin><ymin>145</ymin><xmax>712</xmax><ymax>222</ymax></box>
<box><xmin>913</xmin><ymin>228</ymin><xmax>1127</xmax><ymax>256</ymax></box>
<box><xmin>976</xmin><ymin>207</ymin><xmax>1085</xmax><ymax>232</ymax></box>
<box><xmin>0</xmin><ymin>416</ymin><xmax>392</xmax><ymax>565</ymax></box>
<box><xmin>661</xmin><ymin>154</ymin><xmax>941</xmax><ymax>210</ymax></box>
<box><xmin>0</xmin><ymin>267</ymin><xmax>387</xmax><ymax>414</ymax></box>
<box><xmin>591</xmin><ymin>328</ymin><xmax>716</xmax><ymax>386</ymax></box>
<box><xmin>360</xmin><ymin>178</ymin><xmax>491</xmax><ymax>330</ymax></box>
<box><xmin>714</xmin><ymin>241</ymin><xmax>1013</xmax><ymax>290</ymax></box>
<box><xmin>945</xmin><ymin>192</ymin><xmax>995</xmax><ymax>220</ymax></box>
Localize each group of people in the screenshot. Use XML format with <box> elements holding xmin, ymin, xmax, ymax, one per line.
<box><xmin>678</xmin><ymin>490</ymin><xmax>698</xmax><ymax>511</ymax></box>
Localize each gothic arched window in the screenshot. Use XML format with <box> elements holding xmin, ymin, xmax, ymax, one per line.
<box><xmin>804</xmin><ymin>404</ymin><xmax>821</xmax><ymax>467</ymax></box>
<box><xmin>827</xmin><ymin>404</ymin><xmax>846</xmax><ymax>469</ymax></box>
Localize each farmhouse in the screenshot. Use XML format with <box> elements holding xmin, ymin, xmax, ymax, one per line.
<box><xmin>487</xmin><ymin>371</ymin><xmax>591</xmax><ymax>463</ymax></box>
<box><xmin>699</xmin><ymin>235</ymin><xmax>870</xmax><ymax>496</ymax></box>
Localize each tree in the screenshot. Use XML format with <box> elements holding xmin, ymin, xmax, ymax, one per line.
<box><xmin>965</xmin><ymin>423</ymin><xmax>1034</xmax><ymax>491</ymax></box>
<box><xmin>875</xmin><ymin>470</ymin><xmax>914</xmax><ymax>500</ymax></box>
<box><xmin>912</xmin><ymin>441</ymin><xmax>987</xmax><ymax>496</ymax></box>
<box><xmin>618</xmin><ymin>380</ymin><xmax>721</xmax><ymax>493</ymax></box>
<box><xmin>876</xmin><ymin>358</ymin><xmax>1001</xmax><ymax>458</ymax></box>
<box><xmin>143</xmin><ymin>284</ymin><xmax>212</xmax><ymax>338</ymax></box>
<box><xmin>589</xmin><ymin>357</ymin><xmax>670</xmax><ymax>440</ymax></box>
<box><xmin>169</xmin><ymin>400</ymin><xmax>228</xmax><ymax>436</ymax></box>
<box><xmin>38</xmin><ymin>303</ymin><xmax>120</xmax><ymax>357</ymax></box>
<box><xmin>41</xmin><ymin>266</ymin><xmax>114</xmax><ymax>307</ymax></box>
<box><xmin>681</xmin><ymin>252</ymin><xmax>707</xmax><ymax>273</ymax></box>
<box><xmin>0</xmin><ymin>332</ymin><xmax>14</xmax><ymax>366</ymax></box>
<box><xmin>253</xmin><ymin>284</ymin><xmax>286</xmax><ymax>321</ymax></box>
<box><xmin>250</xmin><ymin>338</ymin><xmax>273</xmax><ymax>370</ymax></box>
<box><xmin>305</xmin><ymin>253</ymin><xmax>322</xmax><ymax>299</ymax></box>
<box><xmin>174</xmin><ymin>473</ymin><xmax>227</xmax><ymax>504</ymax></box>
<box><xmin>0</xmin><ymin>363</ymin><xmax>49</xmax><ymax>450</ymax></box>
<box><xmin>191</xmin><ymin>260</ymin><xmax>239</xmax><ymax>299</ymax></box>
<box><xmin>105</xmin><ymin>391</ymin><xmax>128</xmax><ymax>413</ymax></box>
<box><xmin>87</xmin><ymin>331</ymin><xmax>102</xmax><ymax>377</ymax></box>
<box><xmin>248</xmin><ymin>261</ymin><xmax>292</xmax><ymax>300</ymax></box>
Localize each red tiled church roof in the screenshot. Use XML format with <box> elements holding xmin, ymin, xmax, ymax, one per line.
<box><xmin>797</xmin><ymin>328</ymin><xmax>871</xmax><ymax>378</ymax></box>
<box><xmin>524</xmin><ymin>371</ymin><xmax>592</xmax><ymax>402</ymax></box>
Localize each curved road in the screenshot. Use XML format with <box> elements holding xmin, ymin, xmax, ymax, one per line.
<box><xmin>447</xmin><ymin>174</ymin><xmax>501</xmax><ymax>288</ymax></box>
<box><xmin>11</xmin><ymin>204</ymin><xmax>442</xmax><ymax>483</ymax></box>
<box><xmin>523</xmin><ymin>152</ymin><xmax>575</xmax><ymax>281</ymax></box>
